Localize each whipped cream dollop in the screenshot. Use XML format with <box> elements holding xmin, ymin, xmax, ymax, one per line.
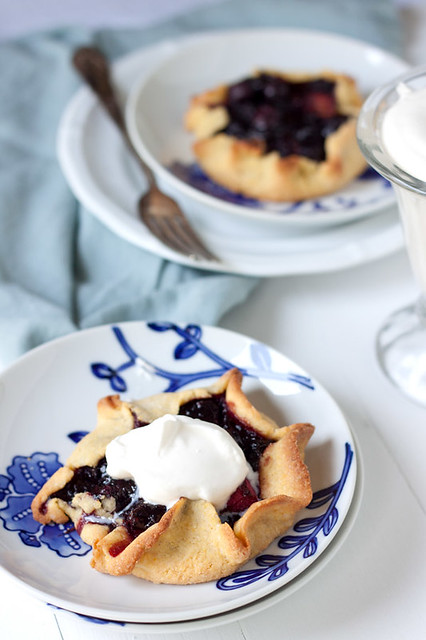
<box><xmin>382</xmin><ymin>83</ymin><xmax>426</xmax><ymax>181</ymax></box>
<box><xmin>105</xmin><ymin>414</ymin><xmax>250</xmax><ymax>510</ymax></box>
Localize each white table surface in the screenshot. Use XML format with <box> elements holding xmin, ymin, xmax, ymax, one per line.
<box><xmin>1</xmin><ymin>2</ymin><xmax>426</xmax><ymax>639</ymax></box>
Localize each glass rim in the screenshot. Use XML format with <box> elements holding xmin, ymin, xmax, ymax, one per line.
<box><xmin>356</xmin><ymin>64</ymin><xmax>426</xmax><ymax>196</ymax></box>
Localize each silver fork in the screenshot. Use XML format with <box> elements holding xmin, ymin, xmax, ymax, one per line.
<box><xmin>72</xmin><ymin>46</ymin><xmax>218</xmax><ymax>263</ymax></box>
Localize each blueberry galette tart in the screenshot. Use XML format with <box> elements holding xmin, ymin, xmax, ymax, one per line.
<box><xmin>32</xmin><ymin>369</ymin><xmax>314</xmax><ymax>584</ymax></box>
<box><xmin>185</xmin><ymin>70</ymin><xmax>366</xmax><ymax>201</ymax></box>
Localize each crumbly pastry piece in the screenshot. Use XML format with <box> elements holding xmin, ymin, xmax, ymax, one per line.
<box><xmin>185</xmin><ymin>69</ymin><xmax>367</xmax><ymax>201</ymax></box>
<box><xmin>32</xmin><ymin>369</ymin><xmax>314</xmax><ymax>584</ymax></box>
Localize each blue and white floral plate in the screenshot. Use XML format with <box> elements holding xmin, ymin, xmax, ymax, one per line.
<box><xmin>0</xmin><ymin>322</ymin><xmax>358</xmax><ymax>625</ymax></box>
<box><xmin>58</xmin><ymin>31</ymin><xmax>407</xmax><ymax>276</ymax></box>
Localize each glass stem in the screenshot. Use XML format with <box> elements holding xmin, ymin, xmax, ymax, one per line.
<box><xmin>415</xmin><ymin>294</ymin><xmax>426</xmax><ymax>322</ymax></box>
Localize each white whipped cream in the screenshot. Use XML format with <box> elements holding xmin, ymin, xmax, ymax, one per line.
<box><xmin>382</xmin><ymin>83</ymin><xmax>426</xmax><ymax>182</ymax></box>
<box><xmin>381</xmin><ymin>83</ymin><xmax>426</xmax><ymax>293</ymax></box>
<box><xmin>105</xmin><ymin>414</ymin><xmax>249</xmax><ymax>510</ymax></box>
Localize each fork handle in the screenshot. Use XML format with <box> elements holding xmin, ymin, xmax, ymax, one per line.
<box><xmin>72</xmin><ymin>46</ymin><xmax>156</xmax><ymax>188</ymax></box>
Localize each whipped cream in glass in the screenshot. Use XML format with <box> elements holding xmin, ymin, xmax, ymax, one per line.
<box><xmin>382</xmin><ymin>83</ymin><xmax>426</xmax><ymax>182</ymax></box>
<box><xmin>106</xmin><ymin>413</ymin><xmax>250</xmax><ymax>510</ymax></box>
<box><xmin>357</xmin><ymin>65</ymin><xmax>426</xmax><ymax>405</ymax></box>
<box><xmin>381</xmin><ymin>83</ymin><xmax>426</xmax><ymax>294</ymax></box>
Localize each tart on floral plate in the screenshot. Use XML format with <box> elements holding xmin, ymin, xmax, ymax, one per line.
<box><xmin>0</xmin><ymin>321</ymin><xmax>358</xmax><ymax>625</ymax></box>
<box><xmin>31</xmin><ymin>368</ymin><xmax>315</xmax><ymax>585</ymax></box>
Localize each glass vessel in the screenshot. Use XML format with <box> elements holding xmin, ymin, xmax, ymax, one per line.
<box><xmin>357</xmin><ymin>65</ymin><xmax>426</xmax><ymax>406</ymax></box>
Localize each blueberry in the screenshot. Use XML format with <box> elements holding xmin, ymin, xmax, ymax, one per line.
<box><xmin>251</xmin><ymin>104</ymin><xmax>280</xmax><ymax>132</ymax></box>
<box><xmin>261</xmin><ymin>74</ymin><xmax>290</xmax><ymax>101</ymax></box>
<box><xmin>321</xmin><ymin>114</ymin><xmax>347</xmax><ymax>137</ymax></box>
<box><xmin>227</xmin><ymin>79</ymin><xmax>255</xmax><ymax>103</ymax></box>
<box><xmin>121</xmin><ymin>500</ymin><xmax>166</xmax><ymax>539</ymax></box>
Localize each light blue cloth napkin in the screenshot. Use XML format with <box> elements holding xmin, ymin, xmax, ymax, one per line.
<box><xmin>0</xmin><ymin>0</ymin><xmax>402</xmax><ymax>365</ymax></box>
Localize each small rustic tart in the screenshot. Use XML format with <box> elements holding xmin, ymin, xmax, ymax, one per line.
<box><xmin>32</xmin><ymin>369</ymin><xmax>314</xmax><ymax>585</ymax></box>
<box><xmin>185</xmin><ymin>69</ymin><xmax>367</xmax><ymax>201</ymax></box>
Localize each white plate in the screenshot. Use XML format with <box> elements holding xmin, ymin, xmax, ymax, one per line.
<box><xmin>0</xmin><ymin>321</ymin><xmax>357</xmax><ymax>625</ymax></box>
<box><xmin>125</xmin><ymin>28</ymin><xmax>408</xmax><ymax>228</ymax></box>
<box><xmin>57</xmin><ymin>34</ymin><xmax>405</xmax><ymax>276</ymax></box>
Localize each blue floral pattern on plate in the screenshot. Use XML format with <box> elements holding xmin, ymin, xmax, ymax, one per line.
<box><xmin>48</xmin><ymin>604</ymin><xmax>126</xmax><ymax>627</ymax></box>
<box><xmin>171</xmin><ymin>162</ymin><xmax>391</xmax><ymax>215</ymax></box>
<box><xmin>217</xmin><ymin>443</ymin><xmax>353</xmax><ymax>589</ymax></box>
<box><xmin>0</xmin><ymin>451</ymin><xmax>90</xmax><ymax>557</ymax></box>
<box><xmin>91</xmin><ymin>322</ymin><xmax>314</xmax><ymax>393</ymax></box>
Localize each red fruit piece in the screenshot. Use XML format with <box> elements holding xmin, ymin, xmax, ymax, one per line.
<box><xmin>305</xmin><ymin>92</ymin><xmax>337</xmax><ymax>117</ymax></box>
<box><xmin>226</xmin><ymin>478</ymin><xmax>258</xmax><ymax>512</ymax></box>
<box><xmin>108</xmin><ymin>539</ymin><xmax>130</xmax><ymax>557</ymax></box>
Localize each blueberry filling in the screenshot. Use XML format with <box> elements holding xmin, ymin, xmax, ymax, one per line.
<box><xmin>51</xmin><ymin>457</ymin><xmax>167</xmax><ymax>539</ymax></box>
<box><xmin>52</xmin><ymin>458</ymin><xmax>136</xmax><ymax>512</ymax></box>
<box><xmin>220</xmin><ymin>73</ymin><xmax>348</xmax><ymax>162</ymax></box>
<box><xmin>49</xmin><ymin>393</ymin><xmax>273</xmax><ymax>544</ymax></box>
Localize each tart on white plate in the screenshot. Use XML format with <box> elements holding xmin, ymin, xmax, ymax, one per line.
<box><xmin>185</xmin><ymin>70</ymin><xmax>366</xmax><ymax>201</ymax></box>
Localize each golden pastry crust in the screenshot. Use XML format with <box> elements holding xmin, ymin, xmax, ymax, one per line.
<box><xmin>185</xmin><ymin>69</ymin><xmax>367</xmax><ymax>201</ymax></box>
<box><xmin>32</xmin><ymin>369</ymin><xmax>314</xmax><ymax>584</ymax></box>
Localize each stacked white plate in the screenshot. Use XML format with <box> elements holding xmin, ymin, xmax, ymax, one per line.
<box><xmin>57</xmin><ymin>29</ymin><xmax>409</xmax><ymax>276</ymax></box>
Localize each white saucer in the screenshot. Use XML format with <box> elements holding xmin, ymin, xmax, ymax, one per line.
<box><xmin>57</xmin><ymin>35</ymin><xmax>405</xmax><ymax>276</ymax></box>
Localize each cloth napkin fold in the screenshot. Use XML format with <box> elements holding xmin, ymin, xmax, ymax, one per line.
<box><xmin>0</xmin><ymin>0</ymin><xmax>402</xmax><ymax>366</ymax></box>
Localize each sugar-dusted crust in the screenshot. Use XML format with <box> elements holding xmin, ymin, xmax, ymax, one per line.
<box><xmin>32</xmin><ymin>369</ymin><xmax>314</xmax><ymax>584</ymax></box>
<box><xmin>185</xmin><ymin>69</ymin><xmax>366</xmax><ymax>201</ymax></box>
